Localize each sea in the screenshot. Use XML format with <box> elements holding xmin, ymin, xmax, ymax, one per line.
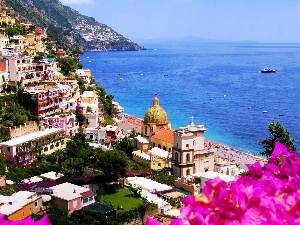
<box><xmin>80</xmin><ymin>42</ymin><xmax>300</xmax><ymax>156</ymax></box>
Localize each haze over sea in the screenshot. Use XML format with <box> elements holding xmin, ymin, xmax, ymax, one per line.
<box><xmin>81</xmin><ymin>42</ymin><xmax>300</xmax><ymax>155</ymax></box>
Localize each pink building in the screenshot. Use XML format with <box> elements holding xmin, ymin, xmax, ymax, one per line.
<box><xmin>43</xmin><ymin>114</ymin><xmax>78</xmax><ymax>137</ymax></box>
<box><xmin>50</xmin><ymin>182</ymin><xmax>95</xmax><ymax>214</ymax></box>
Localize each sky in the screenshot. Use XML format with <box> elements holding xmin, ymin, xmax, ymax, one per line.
<box><xmin>60</xmin><ymin>0</ymin><xmax>300</xmax><ymax>43</ymax></box>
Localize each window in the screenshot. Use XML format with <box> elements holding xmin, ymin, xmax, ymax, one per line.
<box><xmin>73</xmin><ymin>200</ymin><xmax>77</xmax><ymax>208</ymax></box>
<box><xmin>35</xmin><ymin>201</ymin><xmax>38</xmax><ymax>208</ymax></box>
<box><xmin>153</xmin><ymin>143</ymin><xmax>155</xmax><ymax>147</ymax></box>
<box><xmin>186</xmin><ymin>153</ymin><xmax>190</xmax><ymax>162</ymax></box>
<box><xmin>158</xmin><ymin>144</ymin><xmax>161</xmax><ymax>148</ymax></box>
<box><xmin>176</xmin><ymin>143</ymin><xmax>178</xmax><ymax>148</ymax></box>
<box><xmin>145</xmin><ymin>126</ymin><xmax>148</xmax><ymax>135</ymax></box>
<box><xmin>158</xmin><ymin>163</ymin><xmax>161</xmax><ymax>167</ymax></box>
<box><xmin>186</xmin><ymin>169</ymin><xmax>190</xmax><ymax>176</ymax></box>
<box><xmin>89</xmin><ymin>196</ymin><xmax>93</xmax><ymax>201</ymax></box>
<box><xmin>175</xmin><ymin>152</ymin><xmax>179</xmax><ymax>162</ymax></box>
<box><xmin>169</xmin><ymin>148</ymin><xmax>171</xmax><ymax>152</ymax></box>
<box><xmin>163</xmin><ymin>146</ymin><xmax>166</xmax><ymax>150</ymax></box>
<box><xmin>83</xmin><ymin>198</ymin><xmax>88</xmax><ymax>204</ymax></box>
<box><xmin>186</xmin><ymin>144</ymin><xmax>189</xmax><ymax>148</ymax></box>
<box><xmin>7</xmin><ymin>147</ymin><xmax>10</xmax><ymax>152</ymax></box>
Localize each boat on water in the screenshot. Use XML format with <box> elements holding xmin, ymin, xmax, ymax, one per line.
<box><xmin>260</xmin><ymin>67</ymin><xmax>276</xmax><ymax>73</ymax></box>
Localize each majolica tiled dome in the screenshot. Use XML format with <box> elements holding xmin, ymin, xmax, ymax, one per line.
<box><xmin>144</xmin><ymin>95</ymin><xmax>168</xmax><ymax>124</ymax></box>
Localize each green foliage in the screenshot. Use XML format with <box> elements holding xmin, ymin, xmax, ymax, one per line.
<box><xmin>0</xmin><ymin>185</ymin><xmax>20</xmax><ymax>196</ymax></box>
<box><xmin>260</xmin><ymin>120</ymin><xmax>295</xmax><ymax>158</ymax></box>
<box><xmin>4</xmin><ymin>23</ymin><xmax>26</xmax><ymax>36</ymax></box>
<box><xmin>2</xmin><ymin>120</ymin><xmax>13</xmax><ymax>127</ymax></box>
<box><xmin>58</xmin><ymin>56</ymin><xmax>77</xmax><ymax>76</ymax></box>
<box><xmin>103</xmin><ymin>115</ymin><xmax>114</xmax><ymax>126</ymax></box>
<box><xmin>86</xmin><ymin>106</ymin><xmax>92</xmax><ymax>113</ymax></box>
<box><xmin>75</xmin><ymin>111</ymin><xmax>86</xmax><ymax>127</ymax></box>
<box><xmin>97</xmin><ymin>150</ymin><xmax>128</xmax><ymax>181</ymax></box>
<box><xmin>103</xmin><ymin>95</ymin><xmax>115</xmax><ymax>117</ymax></box>
<box><xmin>153</xmin><ymin>169</ymin><xmax>177</xmax><ymax>186</ymax></box>
<box><xmin>2</xmin><ymin>104</ymin><xmax>30</xmax><ymax>126</ymax></box>
<box><xmin>5</xmin><ymin>167</ymin><xmax>27</xmax><ymax>184</ymax></box>
<box><xmin>115</xmin><ymin>136</ymin><xmax>134</xmax><ymax>159</ymax></box>
<box><xmin>0</xmin><ymin>154</ymin><xmax>6</xmax><ymax>175</ymax></box>
<box><xmin>0</xmin><ymin>128</ymin><xmax>9</xmax><ymax>142</ymax></box>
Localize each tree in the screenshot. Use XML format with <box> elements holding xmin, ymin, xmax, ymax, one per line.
<box><xmin>75</xmin><ymin>111</ymin><xmax>86</xmax><ymax>127</ymax></box>
<box><xmin>58</xmin><ymin>56</ymin><xmax>77</xmax><ymax>76</ymax></box>
<box><xmin>115</xmin><ymin>136</ymin><xmax>134</xmax><ymax>159</ymax></box>
<box><xmin>260</xmin><ymin>120</ymin><xmax>295</xmax><ymax>158</ymax></box>
<box><xmin>97</xmin><ymin>150</ymin><xmax>128</xmax><ymax>181</ymax></box>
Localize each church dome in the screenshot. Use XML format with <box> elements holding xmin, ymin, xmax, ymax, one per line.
<box><xmin>144</xmin><ymin>95</ymin><xmax>168</xmax><ymax>124</ymax></box>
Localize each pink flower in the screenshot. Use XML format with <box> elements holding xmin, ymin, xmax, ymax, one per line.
<box><xmin>146</xmin><ymin>142</ymin><xmax>300</xmax><ymax>225</ymax></box>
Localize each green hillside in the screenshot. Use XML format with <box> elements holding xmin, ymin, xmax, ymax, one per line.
<box><xmin>5</xmin><ymin>0</ymin><xmax>144</xmax><ymax>51</ymax></box>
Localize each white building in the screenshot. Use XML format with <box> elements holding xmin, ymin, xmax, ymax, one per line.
<box><xmin>172</xmin><ymin>120</ymin><xmax>214</xmax><ymax>177</ymax></box>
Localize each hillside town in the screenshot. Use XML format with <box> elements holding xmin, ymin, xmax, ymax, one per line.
<box><xmin>0</xmin><ymin>4</ymin><xmax>270</xmax><ymax>225</ymax></box>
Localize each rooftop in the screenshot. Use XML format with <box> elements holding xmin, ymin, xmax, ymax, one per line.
<box><xmin>136</xmin><ymin>135</ymin><xmax>150</xmax><ymax>144</ymax></box>
<box><xmin>81</xmin><ymin>91</ymin><xmax>94</xmax><ymax>98</ymax></box>
<box><xmin>50</xmin><ymin>182</ymin><xmax>93</xmax><ymax>201</ymax></box>
<box><xmin>149</xmin><ymin>147</ymin><xmax>168</xmax><ymax>159</ymax></box>
<box><xmin>152</xmin><ymin>129</ymin><xmax>174</xmax><ymax>144</ymax></box>
<box><xmin>0</xmin><ymin>191</ymin><xmax>40</xmax><ymax>216</ymax></box>
<box><xmin>40</xmin><ymin>171</ymin><xmax>64</xmax><ymax>180</ymax></box>
<box><xmin>1</xmin><ymin>128</ymin><xmax>63</xmax><ymax>147</ymax></box>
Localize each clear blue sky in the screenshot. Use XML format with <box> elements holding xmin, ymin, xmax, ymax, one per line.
<box><xmin>60</xmin><ymin>0</ymin><xmax>300</xmax><ymax>43</ymax></box>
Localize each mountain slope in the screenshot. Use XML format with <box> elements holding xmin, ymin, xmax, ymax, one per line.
<box><xmin>5</xmin><ymin>0</ymin><xmax>144</xmax><ymax>51</ymax></box>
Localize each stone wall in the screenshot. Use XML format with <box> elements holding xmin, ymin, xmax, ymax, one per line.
<box><xmin>4</xmin><ymin>121</ymin><xmax>39</xmax><ymax>139</ymax></box>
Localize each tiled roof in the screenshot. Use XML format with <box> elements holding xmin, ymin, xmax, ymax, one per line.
<box><xmin>152</xmin><ymin>129</ymin><xmax>174</xmax><ymax>144</ymax></box>
<box><xmin>81</xmin><ymin>190</ymin><xmax>94</xmax><ymax>198</ymax></box>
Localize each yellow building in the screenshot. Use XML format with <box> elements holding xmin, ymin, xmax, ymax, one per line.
<box><xmin>0</xmin><ymin>191</ymin><xmax>42</xmax><ymax>220</ymax></box>
<box><xmin>132</xmin><ymin>95</ymin><xmax>173</xmax><ymax>169</ymax></box>
<box><xmin>132</xmin><ymin>147</ymin><xmax>169</xmax><ymax>170</ymax></box>
<box><xmin>80</xmin><ymin>90</ymin><xmax>98</xmax><ymax>105</ymax></box>
<box><xmin>142</xmin><ymin>95</ymin><xmax>171</xmax><ymax>137</ymax></box>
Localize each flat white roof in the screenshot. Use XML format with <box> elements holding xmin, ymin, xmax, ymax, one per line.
<box><xmin>81</xmin><ymin>91</ymin><xmax>94</xmax><ymax>98</ymax></box>
<box><xmin>40</xmin><ymin>171</ymin><xmax>64</xmax><ymax>180</ymax></box>
<box><xmin>50</xmin><ymin>182</ymin><xmax>91</xmax><ymax>201</ymax></box>
<box><xmin>133</xmin><ymin>151</ymin><xmax>150</xmax><ymax>160</ymax></box>
<box><xmin>192</xmin><ymin>171</ymin><xmax>235</xmax><ymax>183</ymax></box>
<box><xmin>149</xmin><ymin>147</ymin><xmax>168</xmax><ymax>159</ymax></box>
<box><xmin>0</xmin><ymin>128</ymin><xmax>63</xmax><ymax>147</ymax></box>
<box><xmin>0</xmin><ymin>191</ymin><xmax>40</xmax><ymax>215</ymax></box>
<box><xmin>136</xmin><ymin>136</ymin><xmax>150</xmax><ymax>144</ymax></box>
<box><xmin>106</xmin><ymin>125</ymin><xmax>118</xmax><ymax>132</ymax></box>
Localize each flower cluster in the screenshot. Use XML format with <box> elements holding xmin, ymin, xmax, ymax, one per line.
<box><xmin>147</xmin><ymin>142</ymin><xmax>300</xmax><ymax>225</ymax></box>
<box><xmin>0</xmin><ymin>213</ymin><xmax>52</xmax><ymax>225</ymax></box>
<box><xmin>139</xmin><ymin>170</ymin><xmax>154</xmax><ymax>177</ymax></box>
<box><xmin>19</xmin><ymin>180</ymin><xmax>59</xmax><ymax>191</ymax></box>
<box><xmin>75</xmin><ymin>176</ymin><xmax>92</xmax><ymax>184</ymax></box>
<box><xmin>153</xmin><ymin>187</ymin><xmax>176</xmax><ymax>195</ymax></box>
<box><xmin>126</xmin><ymin>171</ymin><xmax>135</xmax><ymax>177</ymax></box>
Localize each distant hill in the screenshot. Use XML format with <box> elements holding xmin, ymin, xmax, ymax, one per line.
<box><xmin>5</xmin><ymin>0</ymin><xmax>144</xmax><ymax>51</ymax></box>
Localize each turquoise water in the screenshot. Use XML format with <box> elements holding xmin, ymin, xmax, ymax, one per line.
<box><xmin>81</xmin><ymin>42</ymin><xmax>300</xmax><ymax>155</ymax></box>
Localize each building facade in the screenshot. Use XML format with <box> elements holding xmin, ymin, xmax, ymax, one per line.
<box><xmin>172</xmin><ymin>121</ymin><xmax>214</xmax><ymax>177</ymax></box>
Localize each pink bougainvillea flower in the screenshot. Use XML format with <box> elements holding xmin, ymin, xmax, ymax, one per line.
<box><xmin>246</xmin><ymin>161</ymin><xmax>263</xmax><ymax>178</ymax></box>
<box><xmin>146</xmin><ymin>217</ymin><xmax>162</xmax><ymax>225</ymax></box>
<box><xmin>146</xmin><ymin>142</ymin><xmax>300</xmax><ymax>225</ymax></box>
<box><xmin>0</xmin><ymin>214</ymin><xmax>52</xmax><ymax>225</ymax></box>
